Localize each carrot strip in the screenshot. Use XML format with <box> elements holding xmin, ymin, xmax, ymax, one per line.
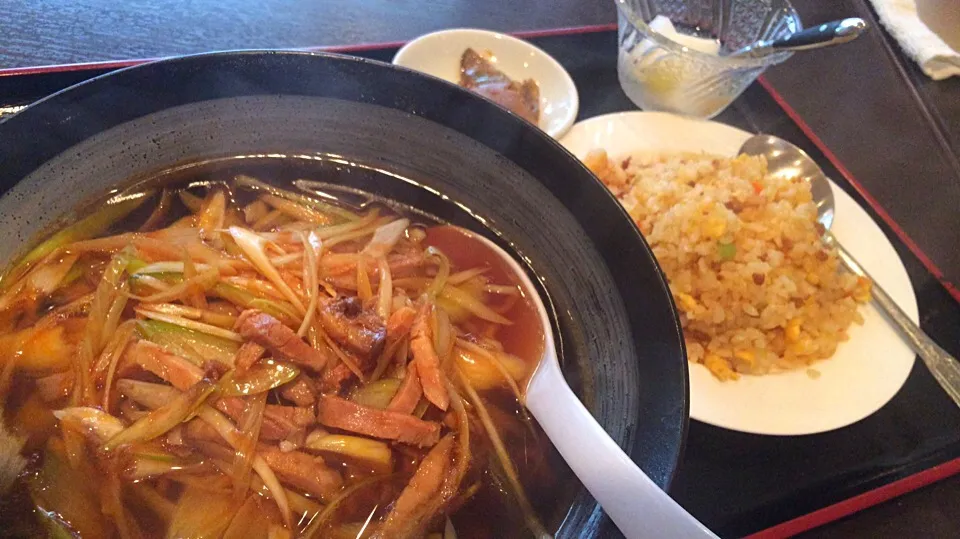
<box><xmin>387</xmin><ymin>362</ymin><xmax>423</xmax><ymax>415</ymax></box>
<box><xmin>386</xmin><ymin>306</ymin><xmax>417</xmax><ymax>341</ymax></box>
<box><xmin>410</xmin><ymin>303</ymin><xmax>449</xmax><ymax>411</ymax></box>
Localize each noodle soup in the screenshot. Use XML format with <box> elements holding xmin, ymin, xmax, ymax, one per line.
<box><xmin>0</xmin><ymin>159</ymin><xmax>576</xmax><ymax>538</ymax></box>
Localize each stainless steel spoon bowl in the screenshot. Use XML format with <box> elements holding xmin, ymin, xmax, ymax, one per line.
<box><xmin>740</xmin><ymin>134</ymin><xmax>960</xmax><ymax>407</ymax></box>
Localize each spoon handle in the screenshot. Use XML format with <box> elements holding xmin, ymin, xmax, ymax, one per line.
<box><xmin>731</xmin><ymin>18</ymin><xmax>867</xmax><ymax>58</ymax></box>
<box><xmin>825</xmin><ymin>231</ymin><xmax>960</xmax><ymax>406</ymax></box>
<box><xmin>526</xmin><ymin>362</ymin><xmax>717</xmax><ymax>538</ymax></box>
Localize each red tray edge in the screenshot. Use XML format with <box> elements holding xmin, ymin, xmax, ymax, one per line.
<box><xmin>756</xmin><ymin>76</ymin><xmax>960</xmax><ymax>305</ymax></box>
<box><xmin>744</xmin><ymin>456</ymin><xmax>960</xmax><ymax>538</ymax></box>
<box><xmin>0</xmin><ymin>22</ymin><xmax>957</xmax><ymax>536</ymax></box>
<box><xmin>751</xmin><ymin>74</ymin><xmax>960</xmax><ymax>534</ymax></box>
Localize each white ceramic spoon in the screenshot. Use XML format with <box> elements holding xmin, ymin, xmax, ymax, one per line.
<box><xmin>458</xmin><ymin>227</ymin><xmax>715</xmax><ymax>539</ymax></box>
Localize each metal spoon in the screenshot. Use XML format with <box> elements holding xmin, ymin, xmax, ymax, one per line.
<box><xmin>739</xmin><ymin>135</ymin><xmax>960</xmax><ymax>407</ymax></box>
<box><xmin>451</xmin><ymin>226</ymin><xmax>717</xmax><ymax>538</ymax></box>
<box><xmin>725</xmin><ymin>18</ymin><xmax>867</xmax><ymax>58</ymax></box>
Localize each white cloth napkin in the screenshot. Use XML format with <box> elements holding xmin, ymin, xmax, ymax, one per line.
<box><xmin>869</xmin><ymin>0</ymin><xmax>960</xmax><ymax>80</ymax></box>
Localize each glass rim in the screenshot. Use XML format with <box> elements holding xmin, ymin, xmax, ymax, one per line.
<box><xmin>614</xmin><ymin>0</ymin><xmax>800</xmax><ymax>70</ymax></box>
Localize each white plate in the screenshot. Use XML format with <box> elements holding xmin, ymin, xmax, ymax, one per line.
<box><xmin>393</xmin><ymin>28</ymin><xmax>579</xmax><ymax>139</ymax></box>
<box><xmin>560</xmin><ymin>111</ymin><xmax>918</xmax><ymax>436</ymax></box>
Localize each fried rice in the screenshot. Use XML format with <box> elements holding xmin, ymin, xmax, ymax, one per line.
<box><xmin>584</xmin><ymin>150</ymin><xmax>871</xmax><ymax>381</ymax></box>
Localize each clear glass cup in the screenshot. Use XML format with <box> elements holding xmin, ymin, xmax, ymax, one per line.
<box><xmin>616</xmin><ymin>0</ymin><xmax>802</xmax><ymax>119</ymax></box>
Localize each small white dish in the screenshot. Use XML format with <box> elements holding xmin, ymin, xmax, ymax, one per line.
<box><xmin>393</xmin><ymin>28</ymin><xmax>579</xmax><ymax>139</ymax></box>
<box><xmin>560</xmin><ymin>111</ymin><xmax>919</xmax><ymax>436</ymax></box>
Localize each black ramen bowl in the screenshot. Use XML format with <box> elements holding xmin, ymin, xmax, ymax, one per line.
<box><xmin>0</xmin><ymin>51</ymin><xmax>688</xmax><ymax>537</ymax></box>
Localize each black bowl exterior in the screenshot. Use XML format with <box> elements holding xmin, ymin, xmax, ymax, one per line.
<box><xmin>0</xmin><ymin>51</ymin><xmax>687</xmax><ymax>536</ymax></box>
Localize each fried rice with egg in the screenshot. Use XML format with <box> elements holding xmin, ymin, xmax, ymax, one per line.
<box><xmin>584</xmin><ymin>150</ymin><xmax>871</xmax><ymax>380</ymax></box>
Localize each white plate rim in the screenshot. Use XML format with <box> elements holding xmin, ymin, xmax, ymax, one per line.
<box><xmin>392</xmin><ymin>28</ymin><xmax>579</xmax><ymax>139</ymax></box>
<box><xmin>559</xmin><ymin>111</ymin><xmax>919</xmax><ymax>436</ymax></box>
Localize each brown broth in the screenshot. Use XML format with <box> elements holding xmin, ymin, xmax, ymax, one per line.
<box><xmin>0</xmin><ymin>156</ymin><xmax>578</xmax><ymax>538</ymax></box>
<box><xmin>423</xmin><ymin>225</ymin><xmax>545</xmax><ymax>384</ymax></box>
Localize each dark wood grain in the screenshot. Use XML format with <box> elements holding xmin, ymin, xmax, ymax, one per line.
<box><xmin>0</xmin><ymin>0</ymin><xmax>613</xmax><ymax>68</ymax></box>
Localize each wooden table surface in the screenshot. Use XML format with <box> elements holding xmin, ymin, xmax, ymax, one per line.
<box><xmin>2</xmin><ymin>0</ymin><xmax>959</xmax><ymax>537</ymax></box>
<box><xmin>1</xmin><ymin>0</ymin><xmax>613</xmax><ymax>68</ymax></box>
